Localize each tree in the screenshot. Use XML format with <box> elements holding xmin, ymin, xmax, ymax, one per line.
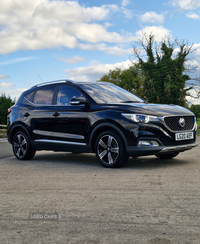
<box><xmin>190</xmin><ymin>104</ymin><xmax>200</xmax><ymax>118</ymax></box>
<box><xmin>99</xmin><ymin>64</ymin><xmax>145</xmax><ymax>98</ymax></box>
<box><xmin>0</xmin><ymin>93</ymin><xmax>15</xmax><ymax>125</ymax></box>
<box><xmin>131</xmin><ymin>34</ymin><xmax>194</xmax><ymax>106</ymax></box>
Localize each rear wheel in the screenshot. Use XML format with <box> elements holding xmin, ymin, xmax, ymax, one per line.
<box><xmin>95</xmin><ymin>130</ymin><xmax>128</xmax><ymax>168</ymax></box>
<box><xmin>155</xmin><ymin>152</ymin><xmax>179</xmax><ymax>160</ymax></box>
<box><xmin>12</xmin><ymin>131</ymin><xmax>36</xmax><ymax>160</ymax></box>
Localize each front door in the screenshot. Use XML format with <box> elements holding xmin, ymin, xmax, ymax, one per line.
<box><xmin>48</xmin><ymin>85</ymin><xmax>90</xmax><ymax>151</ymax></box>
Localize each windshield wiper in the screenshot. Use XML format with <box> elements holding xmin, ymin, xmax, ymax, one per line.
<box><xmin>120</xmin><ymin>100</ymin><xmax>142</xmax><ymax>103</ymax></box>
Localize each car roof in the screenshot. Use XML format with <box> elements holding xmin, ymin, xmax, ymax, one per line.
<box><xmin>30</xmin><ymin>80</ymin><xmax>110</xmax><ymax>89</ymax></box>
<box><xmin>31</xmin><ymin>80</ymin><xmax>74</xmax><ymax>88</ymax></box>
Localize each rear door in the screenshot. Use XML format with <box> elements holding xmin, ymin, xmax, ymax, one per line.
<box><xmin>23</xmin><ymin>85</ymin><xmax>55</xmax><ymax>143</ymax></box>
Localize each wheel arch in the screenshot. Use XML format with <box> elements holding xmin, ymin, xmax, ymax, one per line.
<box><xmin>89</xmin><ymin>123</ymin><xmax>128</xmax><ymax>153</ymax></box>
<box><xmin>9</xmin><ymin>124</ymin><xmax>32</xmax><ymax>144</ymax></box>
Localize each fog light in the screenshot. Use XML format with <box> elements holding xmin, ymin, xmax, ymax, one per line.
<box><xmin>138</xmin><ymin>140</ymin><xmax>151</xmax><ymax>147</ymax></box>
<box><xmin>150</xmin><ymin>141</ymin><xmax>159</xmax><ymax>146</ymax></box>
<box><xmin>138</xmin><ymin>140</ymin><xmax>159</xmax><ymax>147</ymax></box>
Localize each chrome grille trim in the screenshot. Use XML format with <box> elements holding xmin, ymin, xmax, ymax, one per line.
<box><xmin>162</xmin><ymin>115</ymin><xmax>195</xmax><ymax>132</ymax></box>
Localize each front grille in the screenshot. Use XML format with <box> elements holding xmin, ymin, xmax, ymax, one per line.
<box><xmin>164</xmin><ymin>116</ymin><xmax>195</xmax><ymax>132</ymax></box>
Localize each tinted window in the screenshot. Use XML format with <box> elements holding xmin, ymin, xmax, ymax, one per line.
<box><xmin>25</xmin><ymin>91</ymin><xmax>34</xmax><ymax>102</ymax></box>
<box><xmin>57</xmin><ymin>86</ymin><xmax>83</xmax><ymax>105</ymax></box>
<box><xmin>33</xmin><ymin>87</ymin><xmax>55</xmax><ymax>105</ymax></box>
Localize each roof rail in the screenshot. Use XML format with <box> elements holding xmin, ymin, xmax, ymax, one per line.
<box><xmin>31</xmin><ymin>80</ymin><xmax>74</xmax><ymax>88</ymax></box>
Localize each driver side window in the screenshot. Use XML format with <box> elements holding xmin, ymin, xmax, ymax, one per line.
<box><xmin>57</xmin><ymin>86</ymin><xmax>83</xmax><ymax>105</ymax></box>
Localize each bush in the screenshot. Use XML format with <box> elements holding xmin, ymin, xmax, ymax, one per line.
<box><xmin>190</xmin><ymin>105</ymin><xmax>200</xmax><ymax>119</ymax></box>
<box><xmin>0</xmin><ymin>93</ymin><xmax>15</xmax><ymax>125</ymax></box>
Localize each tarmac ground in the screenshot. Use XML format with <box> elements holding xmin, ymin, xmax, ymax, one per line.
<box><xmin>0</xmin><ymin>138</ymin><xmax>200</xmax><ymax>244</ymax></box>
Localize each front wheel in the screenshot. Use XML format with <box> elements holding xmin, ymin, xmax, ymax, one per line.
<box><xmin>155</xmin><ymin>152</ymin><xmax>179</xmax><ymax>160</ymax></box>
<box><xmin>12</xmin><ymin>131</ymin><xmax>36</xmax><ymax>160</ymax></box>
<box><xmin>95</xmin><ymin>130</ymin><xmax>128</xmax><ymax>168</ymax></box>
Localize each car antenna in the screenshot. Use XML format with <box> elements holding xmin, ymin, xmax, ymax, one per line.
<box><xmin>38</xmin><ymin>75</ymin><xmax>44</xmax><ymax>83</ymax></box>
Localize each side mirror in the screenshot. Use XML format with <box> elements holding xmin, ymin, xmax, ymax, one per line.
<box><xmin>70</xmin><ymin>97</ymin><xmax>90</xmax><ymax>106</ymax></box>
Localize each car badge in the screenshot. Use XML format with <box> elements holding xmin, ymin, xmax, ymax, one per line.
<box><xmin>178</xmin><ymin>118</ymin><xmax>185</xmax><ymax>127</ymax></box>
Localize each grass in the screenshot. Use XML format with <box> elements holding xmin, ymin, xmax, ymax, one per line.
<box><xmin>196</xmin><ymin>119</ymin><xmax>200</xmax><ymax>127</ymax></box>
<box><xmin>196</xmin><ymin>119</ymin><xmax>200</xmax><ymax>136</ymax></box>
<box><xmin>0</xmin><ymin>125</ymin><xmax>7</xmax><ymax>138</ymax></box>
<box><xmin>0</xmin><ymin>132</ymin><xmax>6</xmax><ymax>138</ymax></box>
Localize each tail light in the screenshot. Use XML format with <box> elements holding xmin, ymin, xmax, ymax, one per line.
<box><xmin>8</xmin><ymin>107</ymin><xmax>13</xmax><ymax>113</ymax></box>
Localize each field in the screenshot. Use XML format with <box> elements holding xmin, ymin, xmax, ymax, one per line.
<box><xmin>197</xmin><ymin>119</ymin><xmax>200</xmax><ymax>136</ymax></box>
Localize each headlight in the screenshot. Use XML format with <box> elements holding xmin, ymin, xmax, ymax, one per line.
<box><xmin>122</xmin><ymin>113</ymin><xmax>160</xmax><ymax>123</ymax></box>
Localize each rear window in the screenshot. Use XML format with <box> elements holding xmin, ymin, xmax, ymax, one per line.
<box><xmin>33</xmin><ymin>87</ymin><xmax>55</xmax><ymax>105</ymax></box>
<box><xmin>25</xmin><ymin>91</ymin><xmax>34</xmax><ymax>102</ymax></box>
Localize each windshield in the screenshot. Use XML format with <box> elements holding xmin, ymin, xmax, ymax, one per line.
<box><xmin>80</xmin><ymin>83</ymin><xmax>144</xmax><ymax>104</ymax></box>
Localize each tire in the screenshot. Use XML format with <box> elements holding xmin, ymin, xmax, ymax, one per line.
<box><xmin>95</xmin><ymin>130</ymin><xmax>128</xmax><ymax>168</ymax></box>
<box><xmin>155</xmin><ymin>152</ymin><xmax>179</xmax><ymax>160</ymax></box>
<box><xmin>12</xmin><ymin>131</ymin><xmax>36</xmax><ymax>160</ymax></box>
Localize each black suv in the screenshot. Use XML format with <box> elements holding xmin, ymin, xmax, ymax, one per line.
<box><xmin>7</xmin><ymin>80</ymin><xmax>198</xmax><ymax>168</ymax></box>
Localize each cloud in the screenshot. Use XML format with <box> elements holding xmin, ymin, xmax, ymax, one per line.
<box><xmin>32</xmin><ymin>1</ymin><xmax>119</xmax><ymax>23</ymax></box>
<box><xmin>0</xmin><ymin>74</ymin><xmax>9</xmax><ymax>80</ymax></box>
<box><xmin>186</xmin><ymin>87</ymin><xmax>200</xmax><ymax>104</ymax></box>
<box><xmin>121</xmin><ymin>0</ymin><xmax>133</xmax><ymax>18</ymax></box>
<box><xmin>0</xmin><ymin>57</ymin><xmax>36</xmax><ymax>65</ymax></box>
<box><xmin>185</xmin><ymin>43</ymin><xmax>200</xmax><ymax>79</ymax></box>
<box><xmin>78</xmin><ymin>26</ymin><xmax>171</xmax><ymax>55</ymax></box>
<box><xmin>122</xmin><ymin>0</ymin><xmax>130</xmax><ymax>7</ymax></box>
<box><xmin>0</xmin><ymin>81</ymin><xmax>27</xmax><ymax>100</ymax></box>
<box><xmin>186</xmin><ymin>12</ymin><xmax>200</xmax><ymax>18</ymax></box>
<box><xmin>170</xmin><ymin>0</ymin><xmax>200</xmax><ymax>10</ymax></box>
<box><xmin>139</xmin><ymin>12</ymin><xmax>164</xmax><ymax>24</ymax></box>
<box><xmin>121</xmin><ymin>7</ymin><xmax>133</xmax><ymax>19</ymax></box>
<box><xmin>0</xmin><ymin>0</ymin><xmax>133</xmax><ymax>55</ymax></box>
<box><xmin>136</xmin><ymin>26</ymin><xmax>171</xmax><ymax>41</ymax></box>
<box><xmin>78</xmin><ymin>43</ymin><xmax>132</xmax><ymax>56</ymax></box>
<box><xmin>55</xmin><ymin>55</ymin><xmax>86</xmax><ymax>64</ymax></box>
<box><xmin>0</xmin><ymin>81</ymin><xmax>12</xmax><ymax>88</ymax></box>
<box><xmin>65</xmin><ymin>59</ymin><xmax>132</xmax><ymax>82</ymax></box>
<box><xmin>65</xmin><ymin>23</ymin><xmax>135</xmax><ymax>44</ymax></box>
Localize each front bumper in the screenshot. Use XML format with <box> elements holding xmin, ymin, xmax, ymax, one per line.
<box><xmin>125</xmin><ymin>120</ymin><xmax>198</xmax><ymax>157</ymax></box>
<box><xmin>126</xmin><ymin>142</ymin><xmax>198</xmax><ymax>157</ymax></box>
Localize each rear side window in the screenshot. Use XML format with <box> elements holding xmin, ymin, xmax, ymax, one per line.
<box><xmin>25</xmin><ymin>91</ymin><xmax>34</xmax><ymax>102</ymax></box>
<box><xmin>33</xmin><ymin>87</ymin><xmax>55</xmax><ymax>105</ymax></box>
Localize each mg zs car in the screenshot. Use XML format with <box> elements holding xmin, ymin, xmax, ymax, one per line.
<box><xmin>7</xmin><ymin>80</ymin><xmax>198</xmax><ymax>168</ymax></box>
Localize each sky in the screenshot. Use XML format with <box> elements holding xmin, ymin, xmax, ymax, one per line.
<box><xmin>0</xmin><ymin>0</ymin><xmax>200</xmax><ymax>104</ymax></box>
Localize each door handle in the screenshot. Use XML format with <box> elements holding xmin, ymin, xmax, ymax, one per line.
<box><xmin>24</xmin><ymin>112</ymin><xmax>30</xmax><ymax>117</ymax></box>
<box><xmin>53</xmin><ymin>112</ymin><xmax>60</xmax><ymax>117</ymax></box>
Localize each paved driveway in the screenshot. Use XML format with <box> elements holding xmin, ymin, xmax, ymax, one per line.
<box><xmin>0</xmin><ymin>138</ymin><xmax>199</xmax><ymax>244</ymax></box>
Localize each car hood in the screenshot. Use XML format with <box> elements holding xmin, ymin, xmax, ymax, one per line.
<box><xmin>119</xmin><ymin>103</ymin><xmax>194</xmax><ymax>117</ymax></box>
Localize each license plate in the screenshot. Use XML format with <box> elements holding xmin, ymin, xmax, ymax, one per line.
<box><xmin>175</xmin><ymin>132</ymin><xmax>194</xmax><ymax>141</ymax></box>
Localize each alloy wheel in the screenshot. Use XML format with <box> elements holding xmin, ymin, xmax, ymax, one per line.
<box><xmin>97</xmin><ymin>134</ymin><xmax>119</xmax><ymax>165</ymax></box>
<box><xmin>13</xmin><ymin>134</ymin><xmax>27</xmax><ymax>158</ymax></box>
